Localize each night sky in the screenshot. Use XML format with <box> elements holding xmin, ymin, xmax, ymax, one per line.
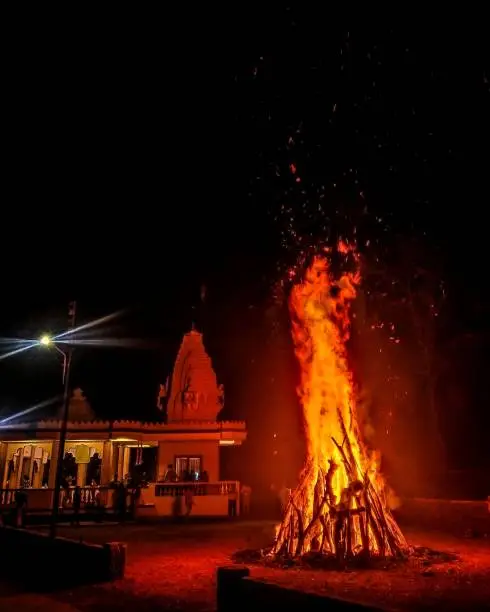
<box><xmin>2</xmin><ymin>20</ymin><xmax>489</xmax><ymax>491</ymax></box>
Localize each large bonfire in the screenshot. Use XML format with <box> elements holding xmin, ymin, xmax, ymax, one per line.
<box><xmin>272</xmin><ymin>243</ymin><xmax>409</xmax><ymax>563</ymax></box>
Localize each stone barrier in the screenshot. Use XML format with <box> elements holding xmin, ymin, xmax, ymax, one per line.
<box><xmin>217</xmin><ymin>566</ymin><xmax>388</xmax><ymax>611</ymax></box>
<box><xmin>0</xmin><ymin>526</ymin><xmax>126</xmax><ymax>589</ymax></box>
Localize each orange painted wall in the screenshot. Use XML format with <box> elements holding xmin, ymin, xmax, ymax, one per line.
<box><xmin>157</xmin><ymin>440</ymin><xmax>219</xmax><ymax>481</ymax></box>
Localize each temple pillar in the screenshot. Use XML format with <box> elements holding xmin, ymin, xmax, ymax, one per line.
<box><xmin>31</xmin><ymin>447</ymin><xmax>43</xmax><ymax>488</ymax></box>
<box><xmin>122</xmin><ymin>447</ymin><xmax>130</xmax><ymax>477</ymax></box>
<box><xmin>4</xmin><ymin>451</ymin><xmax>18</xmax><ymax>488</ymax></box>
<box><xmin>0</xmin><ymin>443</ymin><xmax>7</xmax><ymax>488</ymax></box>
<box><xmin>101</xmin><ymin>441</ymin><xmax>114</xmax><ymax>484</ymax></box>
<box><xmin>28</xmin><ymin>448</ymin><xmax>37</xmax><ymax>487</ymax></box>
<box><xmin>14</xmin><ymin>450</ymin><xmax>24</xmax><ymax>488</ymax></box>
<box><xmin>48</xmin><ymin>441</ymin><xmax>60</xmax><ymax>488</ymax></box>
<box><xmin>32</xmin><ymin>460</ymin><xmax>42</xmax><ymax>488</ymax></box>
<box><xmin>157</xmin><ymin>442</ymin><xmax>166</xmax><ymax>481</ymax></box>
<box><xmin>117</xmin><ymin>446</ymin><xmax>124</xmax><ymax>480</ymax></box>
<box><xmin>77</xmin><ymin>463</ymin><xmax>88</xmax><ymax>486</ymax></box>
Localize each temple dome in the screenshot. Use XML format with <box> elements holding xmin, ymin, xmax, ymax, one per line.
<box><xmin>58</xmin><ymin>388</ymin><xmax>96</xmax><ymax>422</ymax></box>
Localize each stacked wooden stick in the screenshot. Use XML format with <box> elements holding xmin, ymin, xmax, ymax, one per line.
<box><xmin>271</xmin><ymin>410</ymin><xmax>409</xmax><ymax>562</ymax></box>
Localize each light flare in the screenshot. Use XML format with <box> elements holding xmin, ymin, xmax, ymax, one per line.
<box><xmin>0</xmin><ymin>396</ymin><xmax>61</xmax><ymax>425</ymax></box>
<box><xmin>0</xmin><ymin>342</ymin><xmax>38</xmax><ymax>361</ymax></box>
<box><xmin>54</xmin><ymin>310</ymin><xmax>125</xmax><ymax>340</ymax></box>
<box><xmin>0</xmin><ymin>310</ymin><xmax>126</xmax><ymax>361</ymax></box>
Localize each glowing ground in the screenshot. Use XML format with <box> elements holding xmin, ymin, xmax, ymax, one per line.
<box><xmin>1</xmin><ymin>521</ymin><xmax>489</xmax><ymax>611</ymax></box>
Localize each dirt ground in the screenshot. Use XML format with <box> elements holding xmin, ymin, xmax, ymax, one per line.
<box><xmin>1</xmin><ymin>520</ymin><xmax>489</xmax><ymax>611</ymax></box>
<box><xmin>251</xmin><ymin>527</ymin><xmax>490</xmax><ymax>611</ymax></box>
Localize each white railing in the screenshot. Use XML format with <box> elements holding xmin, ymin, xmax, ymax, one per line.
<box><xmin>0</xmin><ymin>486</ymin><xmax>110</xmax><ymax>510</ymax></box>
<box><xmin>62</xmin><ymin>486</ymin><xmax>110</xmax><ymax>507</ymax></box>
<box><xmin>1</xmin><ymin>481</ymin><xmax>242</xmax><ymax>514</ymax></box>
<box><xmin>154</xmin><ymin>481</ymin><xmax>239</xmax><ymax>497</ymax></box>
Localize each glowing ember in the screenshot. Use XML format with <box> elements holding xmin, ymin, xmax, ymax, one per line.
<box><xmin>272</xmin><ymin>243</ymin><xmax>409</xmax><ymax>561</ymax></box>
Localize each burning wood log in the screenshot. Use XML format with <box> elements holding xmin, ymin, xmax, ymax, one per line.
<box><xmin>271</xmin><ymin>246</ymin><xmax>409</xmax><ymax>563</ymax></box>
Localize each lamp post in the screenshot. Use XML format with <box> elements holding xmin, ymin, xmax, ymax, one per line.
<box><xmin>40</xmin><ymin>334</ymin><xmax>74</xmax><ymax>538</ymax></box>
<box><xmin>40</xmin><ymin>335</ymin><xmax>69</xmax><ymax>384</ymax></box>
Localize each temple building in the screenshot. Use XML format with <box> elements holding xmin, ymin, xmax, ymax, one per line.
<box><xmin>0</xmin><ymin>329</ymin><xmax>246</xmax><ymax>517</ymax></box>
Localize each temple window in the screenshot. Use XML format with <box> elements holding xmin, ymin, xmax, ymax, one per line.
<box><xmin>63</xmin><ymin>442</ymin><xmax>104</xmax><ymax>486</ymax></box>
<box><xmin>175</xmin><ymin>456</ymin><xmax>201</xmax><ymax>480</ymax></box>
<box><xmin>2</xmin><ymin>442</ymin><xmax>54</xmax><ymax>488</ymax></box>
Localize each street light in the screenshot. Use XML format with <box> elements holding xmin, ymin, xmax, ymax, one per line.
<box><xmin>39</xmin><ymin>334</ymin><xmax>73</xmax><ymax>538</ymax></box>
<box><xmin>39</xmin><ymin>335</ymin><xmax>69</xmax><ymax>385</ymax></box>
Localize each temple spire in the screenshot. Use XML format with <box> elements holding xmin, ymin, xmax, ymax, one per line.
<box><xmin>166</xmin><ymin>329</ymin><xmax>222</xmax><ymax>422</ymax></box>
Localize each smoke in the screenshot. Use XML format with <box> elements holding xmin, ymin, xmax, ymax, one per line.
<box><xmin>351</xmin><ymin>288</ymin><xmax>425</xmax><ymax>498</ymax></box>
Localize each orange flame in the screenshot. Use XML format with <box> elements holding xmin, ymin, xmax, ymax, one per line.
<box><xmin>290</xmin><ymin>245</ymin><xmax>364</xmax><ymax>481</ymax></box>
<box><xmin>279</xmin><ymin>242</ymin><xmax>404</xmax><ymax>555</ymax></box>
